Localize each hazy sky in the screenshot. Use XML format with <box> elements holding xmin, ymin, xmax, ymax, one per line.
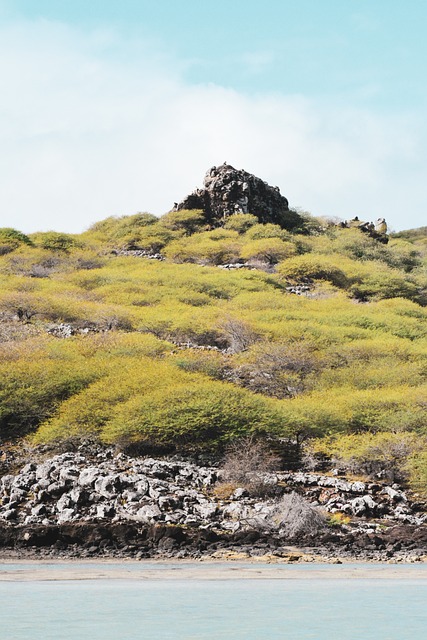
<box><xmin>0</xmin><ymin>0</ymin><xmax>426</xmax><ymax>233</ymax></box>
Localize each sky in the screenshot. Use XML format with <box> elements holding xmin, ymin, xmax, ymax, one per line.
<box><xmin>0</xmin><ymin>0</ymin><xmax>426</xmax><ymax>233</ymax></box>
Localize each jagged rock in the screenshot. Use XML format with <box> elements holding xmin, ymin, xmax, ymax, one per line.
<box><xmin>59</xmin><ymin>467</ymin><xmax>80</xmax><ymax>484</ymax></box>
<box><xmin>231</xmin><ymin>488</ymin><xmax>249</xmax><ymax>500</ymax></box>
<box><xmin>350</xmin><ymin>481</ymin><xmax>366</xmax><ymax>494</ymax></box>
<box><xmin>1</xmin><ymin>509</ymin><xmax>17</xmax><ymax>521</ymax></box>
<box><xmin>173</xmin><ymin>163</ymin><xmax>302</xmax><ymax>230</ymax></box>
<box><xmin>56</xmin><ymin>494</ymin><xmax>72</xmax><ymax>513</ymax></box>
<box><xmin>192</xmin><ymin>501</ymin><xmax>218</xmax><ymax>521</ymax></box>
<box><xmin>350</xmin><ymin>495</ymin><xmax>377</xmax><ymax>516</ymax></box>
<box><xmin>112</xmin><ymin>249</ymin><xmax>164</xmax><ymax>260</ymax></box>
<box><xmin>57</xmin><ymin>508</ymin><xmax>76</xmax><ymax>524</ymax></box>
<box><xmin>35</xmin><ymin>461</ymin><xmax>56</xmax><ymax>481</ymax></box>
<box><xmin>78</xmin><ymin>467</ymin><xmax>101</xmax><ymax>488</ymax></box>
<box><xmin>384</xmin><ymin>486</ymin><xmax>406</xmax><ymax>503</ymax></box>
<box><xmin>31</xmin><ymin>504</ymin><xmax>47</xmax><ymax>518</ymax></box>
<box><xmin>94</xmin><ymin>474</ymin><xmax>121</xmax><ymax>499</ymax></box>
<box><xmin>96</xmin><ymin>504</ymin><xmax>115</xmax><ymax>519</ymax></box>
<box><xmin>136</xmin><ymin>504</ymin><xmax>162</xmax><ymax>523</ymax></box>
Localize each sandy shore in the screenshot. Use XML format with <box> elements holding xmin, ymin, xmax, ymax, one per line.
<box><xmin>1</xmin><ymin>558</ymin><xmax>427</xmax><ymax>581</ymax></box>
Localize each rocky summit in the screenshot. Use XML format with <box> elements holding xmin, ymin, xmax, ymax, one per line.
<box><xmin>173</xmin><ymin>163</ymin><xmax>303</xmax><ymax>230</ymax></box>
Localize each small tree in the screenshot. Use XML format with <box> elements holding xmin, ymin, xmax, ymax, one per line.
<box><xmin>159</xmin><ymin>210</ymin><xmax>206</xmax><ymax>235</ymax></box>
<box><xmin>32</xmin><ymin>231</ymin><xmax>76</xmax><ymax>252</ymax></box>
<box><xmin>224</xmin><ymin>213</ymin><xmax>258</xmax><ymax>233</ymax></box>
<box><xmin>219</xmin><ymin>317</ymin><xmax>259</xmax><ymax>353</ymax></box>
<box><xmin>0</xmin><ymin>228</ymin><xmax>33</xmax><ymax>254</ymax></box>
<box><xmin>269</xmin><ymin>492</ymin><xmax>326</xmax><ymax>537</ymax></box>
<box><xmin>219</xmin><ymin>436</ymin><xmax>281</xmax><ymax>496</ymax></box>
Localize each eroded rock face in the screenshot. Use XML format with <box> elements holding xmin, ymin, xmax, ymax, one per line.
<box><xmin>173</xmin><ymin>164</ymin><xmax>302</xmax><ymax>230</ymax></box>
<box><xmin>0</xmin><ymin>450</ymin><xmax>426</xmax><ymax>560</ymax></box>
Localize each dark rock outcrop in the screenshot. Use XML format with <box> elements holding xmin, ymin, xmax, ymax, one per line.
<box><xmin>173</xmin><ymin>164</ymin><xmax>303</xmax><ymax>230</ymax></box>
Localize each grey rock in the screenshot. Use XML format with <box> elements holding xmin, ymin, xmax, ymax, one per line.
<box><xmin>0</xmin><ymin>508</ymin><xmax>17</xmax><ymax>521</ymax></box>
<box><xmin>148</xmin><ymin>480</ymin><xmax>171</xmax><ymax>499</ymax></box>
<box><xmin>351</xmin><ymin>481</ymin><xmax>366</xmax><ymax>494</ymax></box>
<box><xmin>57</xmin><ymin>508</ymin><xmax>75</xmax><ymax>524</ymax></box>
<box><xmin>78</xmin><ymin>467</ymin><xmax>101</xmax><ymax>488</ymax></box>
<box><xmin>384</xmin><ymin>486</ymin><xmax>406</xmax><ymax>503</ymax></box>
<box><xmin>122</xmin><ymin>490</ymin><xmax>140</xmax><ymax>503</ymax></box>
<box><xmin>193</xmin><ymin>502</ymin><xmax>218</xmax><ymax>520</ymax></box>
<box><xmin>69</xmin><ymin>488</ymin><xmax>84</xmax><ymax>504</ymax></box>
<box><xmin>35</xmin><ymin>461</ymin><xmax>56</xmax><ymax>481</ymax></box>
<box><xmin>0</xmin><ymin>474</ymin><xmax>15</xmax><ymax>493</ymax></box>
<box><xmin>21</xmin><ymin>463</ymin><xmax>36</xmax><ymax>474</ymax></box>
<box><xmin>134</xmin><ymin>479</ymin><xmax>149</xmax><ymax>496</ymax></box>
<box><xmin>136</xmin><ymin>504</ymin><xmax>162</xmax><ymax>523</ymax></box>
<box><xmin>94</xmin><ymin>474</ymin><xmax>121</xmax><ymax>499</ymax></box>
<box><xmin>56</xmin><ymin>494</ymin><xmax>72</xmax><ymax>512</ymax></box>
<box><xmin>24</xmin><ymin>515</ymin><xmax>44</xmax><ymax>525</ymax></box>
<box><xmin>351</xmin><ymin>495</ymin><xmax>377</xmax><ymax>516</ymax></box>
<box><xmin>31</xmin><ymin>504</ymin><xmax>47</xmax><ymax>517</ymax></box>
<box><xmin>158</xmin><ymin>495</ymin><xmax>182</xmax><ymax>510</ymax></box>
<box><xmin>47</xmin><ymin>482</ymin><xmax>65</xmax><ymax>497</ymax></box>
<box><xmin>59</xmin><ymin>467</ymin><xmax>80</xmax><ymax>483</ymax></box>
<box><xmin>96</xmin><ymin>504</ymin><xmax>115</xmax><ymax>519</ymax></box>
<box><xmin>318</xmin><ymin>476</ymin><xmax>337</xmax><ymax>488</ymax></box>
<box><xmin>231</xmin><ymin>488</ymin><xmax>249</xmax><ymax>500</ymax></box>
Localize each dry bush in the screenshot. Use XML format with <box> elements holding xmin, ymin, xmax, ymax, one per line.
<box><xmin>273</xmin><ymin>493</ymin><xmax>326</xmax><ymax>537</ymax></box>
<box><xmin>219</xmin><ymin>317</ymin><xmax>259</xmax><ymax>353</ymax></box>
<box><xmin>261</xmin><ymin>492</ymin><xmax>326</xmax><ymax>538</ymax></box>
<box><xmin>212</xmin><ymin>482</ymin><xmax>240</xmax><ymax>499</ymax></box>
<box><xmin>219</xmin><ymin>437</ymin><xmax>281</xmax><ymax>496</ymax></box>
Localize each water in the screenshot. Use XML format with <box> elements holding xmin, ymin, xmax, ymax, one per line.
<box><xmin>1</xmin><ymin>563</ymin><xmax>427</xmax><ymax>639</ymax></box>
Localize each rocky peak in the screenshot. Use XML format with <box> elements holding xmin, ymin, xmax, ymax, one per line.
<box><xmin>173</xmin><ymin>163</ymin><xmax>303</xmax><ymax>230</ymax></box>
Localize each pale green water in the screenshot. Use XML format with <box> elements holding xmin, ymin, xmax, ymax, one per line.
<box><xmin>1</xmin><ymin>563</ymin><xmax>427</xmax><ymax>639</ymax></box>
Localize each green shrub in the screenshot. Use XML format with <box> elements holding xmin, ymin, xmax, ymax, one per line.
<box><xmin>159</xmin><ymin>209</ymin><xmax>206</xmax><ymax>234</ymax></box>
<box><xmin>102</xmin><ymin>380</ymin><xmax>290</xmax><ymax>449</ymax></box>
<box><xmin>245</xmin><ymin>223</ymin><xmax>290</xmax><ymax>241</ymax></box>
<box><xmin>223</xmin><ymin>213</ymin><xmax>258</xmax><ymax>233</ymax></box>
<box><xmin>276</xmin><ymin>254</ymin><xmax>351</xmax><ymax>288</ymax></box>
<box><xmin>408</xmin><ymin>450</ymin><xmax>427</xmax><ymax>496</ymax></box>
<box><xmin>0</xmin><ymin>228</ymin><xmax>33</xmax><ymax>255</ymax></box>
<box><xmin>308</xmin><ymin>432</ymin><xmax>425</xmax><ymax>481</ymax></box>
<box><xmin>240</xmin><ymin>238</ymin><xmax>297</xmax><ymax>264</ymax></box>
<box><xmin>31</xmin><ymin>231</ymin><xmax>77</xmax><ymax>252</ymax></box>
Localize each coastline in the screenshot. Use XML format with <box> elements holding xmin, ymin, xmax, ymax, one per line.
<box><xmin>1</xmin><ymin>557</ymin><xmax>427</xmax><ymax>582</ymax></box>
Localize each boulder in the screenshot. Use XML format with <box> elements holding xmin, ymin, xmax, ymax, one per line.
<box><xmin>173</xmin><ymin>164</ymin><xmax>302</xmax><ymax>230</ymax></box>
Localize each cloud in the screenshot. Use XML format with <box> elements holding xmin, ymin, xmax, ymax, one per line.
<box><xmin>0</xmin><ymin>19</ymin><xmax>426</xmax><ymax>233</ymax></box>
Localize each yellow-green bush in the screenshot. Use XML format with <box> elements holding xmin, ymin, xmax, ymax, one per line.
<box><xmin>0</xmin><ymin>228</ymin><xmax>33</xmax><ymax>255</ymax></box>
<box><xmin>244</xmin><ymin>223</ymin><xmax>290</xmax><ymax>241</ymax></box>
<box><xmin>240</xmin><ymin>238</ymin><xmax>297</xmax><ymax>264</ymax></box>
<box><xmin>308</xmin><ymin>431</ymin><xmax>426</xmax><ymax>483</ymax></box>
<box><xmin>0</xmin><ymin>215</ymin><xmax>425</xmax><ymax>465</ymax></box>
<box><xmin>164</xmin><ymin>229</ymin><xmax>242</xmax><ymax>264</ymax></box>
<box><xmin>223</xmin><ymin>213</ymin><xmax>258</xmax><ymax>233</ymax></box>
<box><xmin>102</xmin><ymin>379</ymin><xmax>290</xmax><ymax>449</ymax></box>
<box><xmin>158</xmin><ymin>209</ymin><xmax>206</xmax><ymax>234</ymax></box>
<box><xmin>408</xmin><ymin>450</ymin><xmax>427</xmax><ymax>496</ymax></box>
<box><xmin>30</xmin><ymin>231</ymin><xmax>78</xmax><ymax>252</ymax></box>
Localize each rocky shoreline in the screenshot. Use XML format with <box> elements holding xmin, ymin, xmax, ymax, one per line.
<box><xmin>1</xmin><ymin>446</ymin><xmax>426</xmax><ymax>563</ymax></box>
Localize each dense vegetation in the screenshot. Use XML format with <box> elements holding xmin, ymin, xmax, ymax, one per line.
<box><xmin>0</xmin><ymin>210</ymin><xmax>426</xmax><ymax>492</ymax></box>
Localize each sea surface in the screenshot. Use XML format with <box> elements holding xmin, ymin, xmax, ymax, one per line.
<box><xmin>1</xmin><ymin>562</ymin><xmax>427</xmax><ymax>639</ymax></box>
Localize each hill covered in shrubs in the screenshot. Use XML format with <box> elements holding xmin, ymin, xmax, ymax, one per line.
<box><xmin>0</xmin><ymin>169</ymin><xmax>426</xmax><ymax>495</ymax></box>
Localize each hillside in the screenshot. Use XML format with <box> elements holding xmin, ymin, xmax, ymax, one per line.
<box><xmin>0</xmin><ymin>167</ymin><xmax>426</xmax><ymax>500</ymax></box>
